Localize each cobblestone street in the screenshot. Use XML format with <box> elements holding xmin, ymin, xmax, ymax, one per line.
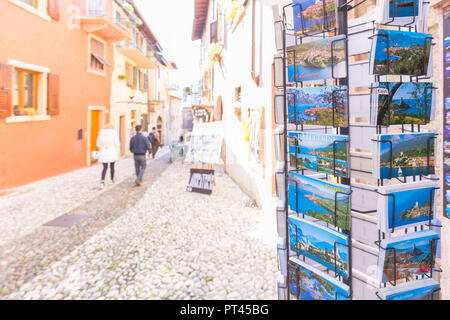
<box><xmin>0</xmin><ymin>149</ymin><xmax>277</xmax><ymax>300</ymax></box>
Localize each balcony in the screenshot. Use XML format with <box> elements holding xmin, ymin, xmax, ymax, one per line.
<box><xmin>79</xmin><ymin>9</ymin><xmax>133</xmax><ymax>42</ymax></box>
<box><xmin>117</xmin><ymin>41</ymin><xmax>157</xmax><ymax>68</ymax></box>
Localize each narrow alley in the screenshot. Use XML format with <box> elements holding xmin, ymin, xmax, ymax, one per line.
<box><xmin>0</xmin><ymin>150</ymin><xmax>277</xmax><ymax>300</ymax></box>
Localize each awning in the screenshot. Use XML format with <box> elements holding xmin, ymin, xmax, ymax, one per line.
<box><xmin>92</xmin><ymin>53</ymin><xmax>112</xmax><ymax>66</ymax></box>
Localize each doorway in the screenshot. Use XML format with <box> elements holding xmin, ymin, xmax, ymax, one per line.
<box><xmin>89</xmin><ymin>110</ymin><xmax>100</xmax><ymax>163</ymax></box>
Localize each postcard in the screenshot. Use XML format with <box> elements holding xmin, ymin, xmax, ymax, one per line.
<box><xmin>288</xmin><ymin>215</ymin><xmax>349</xmax><ymax>279</ymax></box>
<box><xmin>373</xmin><ymin>132</ymin><xmax>435</xmax><ymax>179</ymax></box>
<box><xmin>288</xmin><ymin>172</ymin><xmax>351</xmax><ymax>230</ymax></box>
<box><xmin>369</xmin><ymin>29</ymin><xmax>432</xmax><ymax>76</ymax></box>
<box><xmin>288</xmin><ymin>256</ymin><xmax>350</xmax><ymax>300</ymax></box>
<box><xmin>289</xmin><ymin>131</ymin><xmax>349</xmax><ymax>177</ymax></box>
<box><xmin>377</xmin><ymin>229</ymin><xmax>439</xmax><ymax>283</ymax></box>
<box><xmin>379</xmin><ymin>278</ymin><xmax>440</xmax><ymax>300</ymax></box>
<box><xmin>445</xmin><ymin>157</ymin><xmax>450</xmax><ymax>170</ymax></box>
<box><xmin>287</xmin><ymin>86</ymin><xmax>348</xmax><ymax>127</ymax></box>
<box><xmin>377</xmin><ymin>181</ymin><xmax>438</xmax><ymax>233</ymax></box>
<box><xmin>378</xmin><ymin>0</ymin><xmax>424</xmax><ymax>25</ymax></box>
<box><xmin>371</xmin><ymin>82</ymin><xmax>434</xmax><ymax>125</ymax></box>
<box><xmin>444</xmin><ymin>141</ymin><xmax>450</xmax><ymax>154</ymax></box>
<box><xmin>292</xmin><ymin>0</ymin><xmax>338</xmax><ymax>35</ymax></box>
<box><xmin>287</xmin><ymin>34</ymin><xmax>346</xmax><ymax>82</ymax></box>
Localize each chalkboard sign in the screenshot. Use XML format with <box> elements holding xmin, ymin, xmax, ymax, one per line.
<box><xmin>186</xmin><ymin>168</ymin><xmax>215</xmax><ymax>195</ymax></box>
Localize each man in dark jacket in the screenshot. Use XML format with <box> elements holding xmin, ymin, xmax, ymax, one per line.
<box><xmin>130</xmin><ymin>125</ymin><xmax>152</xmax><ymax>186</ymax></box>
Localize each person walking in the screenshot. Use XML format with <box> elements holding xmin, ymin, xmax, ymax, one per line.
<box><xmin>96</xmin><ymin>123</ymin><xmax>120</xmax><ymax>190</ymax></box>
<box><xmin>148</xmin><ymin>127</ymin><xmax>160</xmax><ymax>159</ymax></box>
<box><xmin>130</xmin><ymin>125</ymin><xmax>152</xmax><ymax>186</ymax></box>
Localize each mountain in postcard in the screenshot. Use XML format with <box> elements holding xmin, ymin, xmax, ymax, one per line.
<box><xmin>311</xmin><ymin>140</ymin><xmax>347</xmax><ymax>160</ymax></box>
<box><xmin>377</xmin><ymin>82</ymin><xmax>433</xmax><ymax>125</ymax></box>
<box><xmin>388</xmin><ymin>187</ymin><xmax>434</xmax><ymax>229</ymax></box>
<box><xmin>288</xmin><ymin>261</ymin><xmax>349</xmax><ymax>300</ymax></box>
<box><xmin>288</xmin><ymin>217</ymin><xmax>349</xmax><ymax>279</ymax></box>
<box><xmin>372</xmin><ymin>30</ymin><xmax>432</xmax><ymax>76</ymax></box>
<box><xmin>287</xmin><ymin>35</ymin><xmax>346</xmax><ymax>82</ymax></box>
<box><xmin>378</xmin><ymin>133</ymin><xmax>435</xmax><ymax>178</ymax></box>
<box><xmin>288</xmin><ymin>86</ymin><xmax>347</xmax><ymax>127</ymax></box>
<box><xmin>293</xmin><ymin>0</ymin><xmax>337</xmax><ymax>34</ymax></box>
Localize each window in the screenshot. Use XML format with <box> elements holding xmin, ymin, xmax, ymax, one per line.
<box><xmin>1</xmin><ymin>61</ymin><xmax>57</xmax><ymax>122</ymax></box>
<box><xmin>13</xmin><ymin>69</ymin><xmax>37</xmax><ymax>116</ymax></box>
<box><xmin>89</xmin><ymin>36</ymin><xmax>110</xmax><ymax>74</ymax></box>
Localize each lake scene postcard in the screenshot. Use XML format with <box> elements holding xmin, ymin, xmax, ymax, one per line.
<box><xmin>288</xmin><ymin>257</ymin><xmax>349</xmax><ymax>300</ymax></box>
<box><xmin>376</xmin><ymin>82</ymin><xmax>433</xmax><ymax>125</ymax></box>
<box><xmin>292</xmin><ymin>0</ymin><xmax>337</xmax><ymax>35</ymax></box>
<box><xmin>371</xmin><ymin>29</ymin><xmax>432</xmax><ymax>76</ymax></box>
<box><xmin>388</xmin><ymin>0</ymin><xmax>420</xmax><ymax>19</ymax></box>
<box><xmin>376</xmin><ymin>132</ymin><xmax>435</xmax><ymax>179</ymax></box>
<box><xmin>288</xmin><ymin>131</ymin><xmax>349</xmax><ymax>177</ymax></box>
<box><xmin>378</xmin><ymin>230</ymin><xmax>439</xmax><ymax>283</ymax></box>
<box><xmin>287</xmin><ymin>34</ymin><xmax>346</xmax><ymax>82</ymax></box>
<box><xmin>288</xmin><ymin>216</ymin><xmax>349</xmax><ymax>279</ymax></box>
<box><xmin>288</xmin><ymin>172</ymin><xmax>351</xmax><ymax>230</ymax></box>
<box><xmin>287</xmin><ymin>86</ymin><xmax>348</xmax><ymax>127</ymax></box>
<box><xmin>378</xmin><ymin>183</ymin><xmax>437</xmax><ymax>232</ymax></box>
<box><xmin>380</xmin><ymin>279</ymin><xmax>440</xmax><ymax>300</ymax></box>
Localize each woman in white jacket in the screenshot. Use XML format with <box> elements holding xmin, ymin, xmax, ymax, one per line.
<box><xmin>96</xmin><ymin>123</ymin><xmax>120</xmax><ymax>189</ymax></box>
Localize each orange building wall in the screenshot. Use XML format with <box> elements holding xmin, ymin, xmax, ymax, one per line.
<box><xmin>0</xmin><ymin>0</ymin><xmax>114</xmax><ymax>190</ymax></box>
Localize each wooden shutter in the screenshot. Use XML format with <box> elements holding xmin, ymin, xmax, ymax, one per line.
<box><xmin>133</xmin><ymin>66</ymin><xmax>137</xmax><ymax>88</ymax></box>
<box><xmin>47</xmin><ymin>74</ymin><xmax>60</xmax><ymax>116</ymax></box>
<box><xmin>91</xmin><ymin>38</ymin><xmax>105</xmax><ymax>58</ymax></box>
<box><xmin>210</xmin><ymin>21</ymin><xmax>217</xmax><ymax>43</ymax></box>
<box><xmin>0</xmin><ymin>64</ymin><xmax>12</xmax><ymax>118</ymax></box>
<box><xmin>144</xmin><ymin>73</ymin><xmax>148</xmax><ymax>90</ymax></box>
<box><xmin>47</xmin><ymin>0</ymin><xmax>60</xmax><ymax>21</ymax></box>
<box><xmin>126</xmin><ymin>62</ymin><xmax>132</xmax><ymax>86</ymax></box>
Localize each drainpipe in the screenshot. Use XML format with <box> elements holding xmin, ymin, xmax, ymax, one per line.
<box><xmin>251</xmin><ymin>0</ymin><xmax>260</xmax><ymax>86</ymax></box>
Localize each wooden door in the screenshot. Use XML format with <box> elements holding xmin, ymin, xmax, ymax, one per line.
<box><xmin>119</xmin><ymin>115</ymin><xmax>126</xmax><ymax>156</ymax></box>
<box><xmin>90</xmin><ymin>110</ymin><xmax>100</xmax><ymax>163</ymax></box>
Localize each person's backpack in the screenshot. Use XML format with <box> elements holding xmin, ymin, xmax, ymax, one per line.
<box><xmin>148</xmin><ymin>132</ymin><xmax>157</xmax><ymax>144</ymax></box>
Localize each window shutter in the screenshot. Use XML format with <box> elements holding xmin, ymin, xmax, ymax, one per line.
<box><xmin>210</xmin><ymin>21</ymin><xmax>217</xmax><ymax>43</ymax></box>
<box><xmin>47</xmin><ymin>74</ymin><xmax>60</xmax><ymax>116</ymax></box>
<box><xmin>0</xmin><ymin>64</ymin><xmax>12</xmax><ymax>118</ymax></box>
<box><xmin>126</xmin><ymin>62</ymin><xmax>132</xmax><ymax>86</ymax></box>
<box><xmin>133</xmin><ymin>66</ymin><xmax>137</xmax><ymax>88</ymax></box>
<box><xmin>91</xmin><ymin>38</ymin><xmax>105</xmax><ymax>58</ymax></box>
<box><xmin>47</xmin><ymin>0</ymin><xmax>60</xmax><ymax>21</ymax></box>
<box><xmin>144</xmin><ymin>73</ymin><xmax>148</xmax><ymax>90</ymax></box>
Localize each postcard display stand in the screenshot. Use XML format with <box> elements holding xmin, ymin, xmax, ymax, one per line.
<box><xmin>273</xmin><ymin>0</ymin><xmax>443</xmax><ymax>300</ymax></box>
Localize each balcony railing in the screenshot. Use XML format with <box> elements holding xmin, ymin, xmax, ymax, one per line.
<box><xmin>79</xmin><ymin>8</ymin><xmax>132</xmax><ymax>42</ymax></box>
<box><xmin>117</xmin><ymin>40</ymin><xmax>156</xmax><ymax>68</ymax></box>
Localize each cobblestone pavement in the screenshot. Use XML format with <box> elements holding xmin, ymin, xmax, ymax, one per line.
<box><xmin>0</xmin><ymin>149</ymin><xmax>169</xmax><ymax>246</ymax></box>
<box><xmin>1</xmin><ymin>152</ymin><xmax>277</xmax><ymax>300</ymax></box>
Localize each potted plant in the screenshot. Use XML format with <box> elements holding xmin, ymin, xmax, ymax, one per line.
<box><xmin>118</xmin><ymin>74</ymin><xmax>127</xmax><ymax>81</ymax></box>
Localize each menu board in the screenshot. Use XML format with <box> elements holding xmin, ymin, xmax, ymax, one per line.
<box><xmin>444</xmin><ymin>6</ymin><xmax>450</xmax><ymax>218</ymax></box>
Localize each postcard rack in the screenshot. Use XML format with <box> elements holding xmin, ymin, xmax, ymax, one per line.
<box><xmin>273</xmin><ymin>0</ymin><xmax>443</xmax><ymax>300</ymax></box>
<box><xmin>273</xmin><ymin>0</ymin><xmax>355</xmax><ymax>300</ymax></box>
